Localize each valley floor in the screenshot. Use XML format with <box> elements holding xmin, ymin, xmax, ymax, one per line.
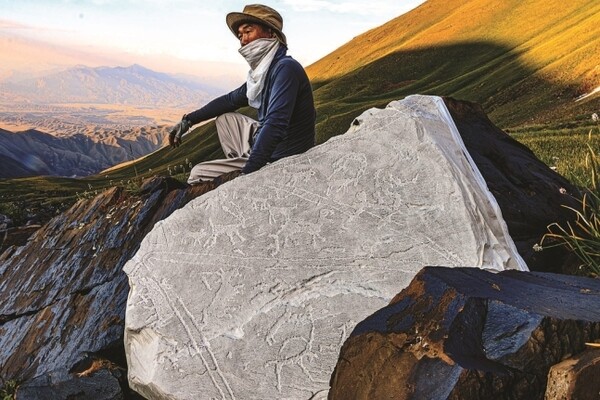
<box><xmin>0</xmin><ymin>102</ymin><xmax>186</xmax><ymax>136</ymax></box>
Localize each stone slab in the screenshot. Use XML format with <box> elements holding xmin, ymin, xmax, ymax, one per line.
<box><xmin>123</xmin><ymin>95</ymin><xmax>527</xmax><ymax>399</ymax></box>
<box><xmin>546</xmin><ymin>348</ymin><xmax>600</xmax><ymax>400</ymax></box>
<box><xmin>329</xmin><ymin>267</ymin><xmax>600</xmax><ymax>399</ymax></box>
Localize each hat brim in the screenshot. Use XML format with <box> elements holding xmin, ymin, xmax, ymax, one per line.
<box><xmin>226</xmin><ymin>12</ymin><xmax>287</xmax><ymax>45</ymax></box>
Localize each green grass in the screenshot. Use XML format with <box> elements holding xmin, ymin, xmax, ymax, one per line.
<box><xmin>511</xmin><ymin>121</ymin><xmax>600</xmax><ymax>188</ymax></box>
<box><xmin>542</xmin><ymin>190</ymin><xmax>600</xmax><ymax>277</ymax></box>
<box><xmin>0</xmin><ymin>379</ymin><xmax>17</xmax><ymax>400</ymax></box>
<box><xmin>516</xmin><ymin>117</ymin><xmax>600</xmax><ymax>277</ymax></box>
<box><xmin>308</xmin><ymin>0</ymin><xmax>600</xmax><ymax>129</ymax></box>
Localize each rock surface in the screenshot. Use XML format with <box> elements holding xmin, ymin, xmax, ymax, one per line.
<box><xmin>328</xmin><ymin>266</ymin><xmax>600</xmax><ymax>400</ymax></box>
<box><xmin>546</xmin><ymin>348</ymin><xmax>600</xmax><ymax>400</ymax></box>
<box><xmin>123</xmin><ymin>95</ymin><xmax>527</xmax><ymax>399</ymax></box>
<box><xmin>0</xmin><ymin>95</ymin><xmax>583</xmax><ymax>398</ymax></box>
<box><xmin>15</xmin><ymin>368</ymin><xmax>125</xmax><ymax>400</ymax></box>
<box><xmin>0</xmin><ymin>175</ymin><xmax>233</xmax><ymax>398</ymax></box>
<box><xmin>443</xmin><ymin>97</ymin><xmax>580</xmax><ymax>273</ymax></box>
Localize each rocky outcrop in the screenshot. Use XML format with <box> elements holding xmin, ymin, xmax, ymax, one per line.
<box><xmin>0</xmin><ymin>174</ymin><xmax>236</xmax><ymax>398</ymax></box>
<box><xmin>122</xmin><ymin>95</ymin><xmax>529</xmax><ymax>399</ymax></box>
<box><xmin>328</xmin><ymin>266</ymin><xmax>600</xmax><ymax>400</ymax></box>
<box><xmin>443</xmin><ymin>97</ymin><xmax>580</xmax><ymax>273</ymax></box>
<box><xmin>0</xmin><ymin>95</ymin><xmax>584</xmax><ymax>398</ymax></box>
<box><xmin>546</xmin><ymin>347</ymin><xmax>600</xmax><ymax>399</ymax></box>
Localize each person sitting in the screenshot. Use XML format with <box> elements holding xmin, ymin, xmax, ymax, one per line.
<box><xmin>169</xmin><ymin>4</ymin><xmax>316</xmax><ymax>184</ymax></box>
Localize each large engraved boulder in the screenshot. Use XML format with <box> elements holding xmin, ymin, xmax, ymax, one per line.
<box><xmin>329</xmin><ymin>266</ymin><xmax>600</xmax><ymax>400</ymax></box>
<box><xmin>123</xmin><ymin>95</ymin><xmax>528</xmax><ymax>399</ymax></box>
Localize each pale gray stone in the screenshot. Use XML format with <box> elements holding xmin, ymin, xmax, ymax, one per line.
<box><xmin>123</xmin><ymin>95</ymin><xmax>527</xmax><ymax>399</ymax></box>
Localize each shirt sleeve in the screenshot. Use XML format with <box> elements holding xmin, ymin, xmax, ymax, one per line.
<box><xmin>241</xmin><ymin>60</ymin><xmax>300</xmax><ymax>174</ymax></box>
<box><xmin>185</xmin><ymin>84</ymin><xmax>248</xmax><ymax>126</ymax></box>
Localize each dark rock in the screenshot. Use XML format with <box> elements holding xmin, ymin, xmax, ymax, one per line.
<box><xmin>0</xmin><ymin>226</ymin><xmax>41</xmax><ymax>256</ymax></box>
<box><xmin>546</xmin><ymin>348</ymin><xmax>600</xmax><ymax>400</ymax></box>
<box><xmin>444</xmin><ymin>97</ymin><xmax>580</xmax><ymax>274</ymax></box>
<box><xmin>138</xmin><ymin>175</ymin><xmax>187</xmax><ymax>195</ymax></box>
<box><xmin>0</xmin><ymin>174</ymin><xmax>238</xmax><ymax>398</ymax></box>
<box><xmin>329</xmin><ymin>267</ymin><xmax>600</xmax><ymax>400</ymax></box>
<box><xmin>16</xmin><ymin>368</ymin><xmax>124</xmax><ymax>400</ymax></box>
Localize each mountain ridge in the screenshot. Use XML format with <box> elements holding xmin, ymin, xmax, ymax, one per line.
<box><xmin>307</xmin><ymin>0</ymin><xmax>599</xmax><ymax>83</ymax></box>
<box><xmin>0</xmin><ymin>64</ymin><xmax>222</xmax><ymax>108</ymax></box>
<box><xmin>306</xmin><ymin>0</ymin><xmax>599</xmax><ymax>135</ymax></box>
<box><xmin>0</xmin><ymin>126</ymin><xmax>169</xmax><ymax>178</ymax></box>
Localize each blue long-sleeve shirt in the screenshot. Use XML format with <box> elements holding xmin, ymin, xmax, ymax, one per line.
<box><xmin>186</xmin><ymin>46</ymin><xmax>316</xmax><ymax>174</ymax></box>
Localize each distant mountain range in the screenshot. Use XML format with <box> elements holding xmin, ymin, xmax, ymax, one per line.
<box><xmin>0</xmin><ymin>63</ymin><xmax>222</xmax><ymax>178</ymax></box>
<box><xmin>0</xmin><ymin>64</ymin><xmax>222</xmax><ymax>108</ymax></box>
<box><xmin>0</xmin><ymin>126</ymin><xmax>169</xmax><ymax>178</ymax></box>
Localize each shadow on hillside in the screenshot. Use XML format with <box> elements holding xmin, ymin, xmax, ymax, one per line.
<box><xmin>311</xmin><ymin>41</ymin><xmax>598</xmax><ymax>144</ymax></box>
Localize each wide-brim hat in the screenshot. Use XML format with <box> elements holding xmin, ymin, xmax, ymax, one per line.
<box><xmin>226</xmin><ymin>4</ymin><xmax>287</xmax><ymax>45</ymax></box>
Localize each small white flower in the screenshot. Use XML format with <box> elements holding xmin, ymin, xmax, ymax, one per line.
<box><xmin>533</xmin><ymin>243</ymin><xmax>543</xmax><ymax>252</ymax></box>
<box><xmin>559</xmin><ymin>187</ymin><xmax>567</xmax><ymax>194</ymax></box>
<box><xmin>593</xmin><ymin>113</ymin><xmax>599</xmax><ymax>122</ymax></box>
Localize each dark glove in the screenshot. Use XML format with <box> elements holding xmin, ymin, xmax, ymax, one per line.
<box><xmin>169</xmin><ymin>118</ymin><xmax>192</xmax><ymax>148</ymax></box>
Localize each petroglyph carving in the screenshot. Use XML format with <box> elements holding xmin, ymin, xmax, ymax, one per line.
<box><xmin>124</xmin><ymin>96</ymin><xmax>527</xmax><ymax>399</ymax></box>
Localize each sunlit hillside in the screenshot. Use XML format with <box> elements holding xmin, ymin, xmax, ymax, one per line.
<box><xmin>307</xmin><ymin>0</ymin><xmax>600</xmax><ymax>141</ymax></box>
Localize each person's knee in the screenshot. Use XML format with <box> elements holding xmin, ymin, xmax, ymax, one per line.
<box><xmin>187</xmin><ymin>166</ymin><xmax>213</xmax><ymax>184</ymax></box>
<box><xmin>215</xmin><ymin>112</ymin><xmax>238</xmax><ymax>127</ymax></box>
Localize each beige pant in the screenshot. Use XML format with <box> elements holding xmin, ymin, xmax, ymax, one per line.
<box><xmin>188</xmin><ymin>112</ymin><xmax>258</xmax><ymax>184</ymax></box>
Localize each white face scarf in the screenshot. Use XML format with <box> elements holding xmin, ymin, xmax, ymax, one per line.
<box><xmin>239</xmin><ymin>38</ymin><xmax>280</xmax><ymax>109</ymax></box>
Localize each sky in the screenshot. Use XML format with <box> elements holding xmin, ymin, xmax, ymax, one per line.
<box><xmin>0</xmin><ymin>0</ymin><xmax>426</xmax><ymax>88</ymax></box>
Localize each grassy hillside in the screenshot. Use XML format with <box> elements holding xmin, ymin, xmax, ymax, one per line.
<box><xmin>307</xmin><ymin>0</ymin><xmax>599</xmax><ymax>141</ymax></box>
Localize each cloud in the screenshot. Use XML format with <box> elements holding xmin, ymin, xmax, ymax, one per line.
<box><xmin>0</xmin><ymin>18</ymin><xmax>75</xmax><ymax>36</ymax></box>
<box><xmin>0</xmin><ymin>19</ymin><xmax>36</xmax><ymax>30</ymax></box>
<box><xmin>58</xmin><ymin>0</ymin><xmax>198</xmax><ymax>6</ymax></box>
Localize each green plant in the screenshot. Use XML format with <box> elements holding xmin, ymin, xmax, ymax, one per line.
<box><xmin>540</xmin><ymin>114</ymin><xmax>600</xmax><ymax>277</ymax></box>
<box><xmin>0</xmin><ymin>201</ymin><xmax>27</xmax><ymax>226</ymax></box>
<box><xmin>542</xmin><ymin>191</ymin><xmax>600</xmax><ymax>277</ymax></box>
<box><xmin>0</xmin><ymin>379</ymin><xmax>18</xmax><ymax>400</ymax></box>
